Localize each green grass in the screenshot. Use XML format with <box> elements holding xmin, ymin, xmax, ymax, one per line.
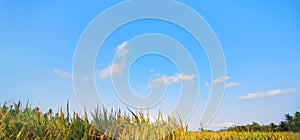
<box><xmin>0</xmin><ymin>101</ymin><xmax>299</xmax><ymax>140</ymax></box>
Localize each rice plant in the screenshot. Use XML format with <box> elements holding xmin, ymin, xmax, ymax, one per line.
<box><xmin>0</xmin><ymin>101</ymin><xmax>184</xmax><ymax>140</ymax></box>
<box><xmin>91</xmin><ymin>107</ymin><xmax>185</xmax><ymax>139</ymax></box>
<box><xmin>0</xmin><ymin>101</ymin><xmax>299</xmax><ymax>140</ymax></box>
<box><xmin>186</xmin><ymin>131</ymin><xmax>300</xmax><ymax>140</ymax></box>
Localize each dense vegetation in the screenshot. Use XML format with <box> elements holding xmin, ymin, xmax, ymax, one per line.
<box><xmin>0</xmin><ymin>101</ymin><xmax>299</xmax><ymax>139</ymax></box>
<box><xmin>0</xmin><ymin>101</ymin><xmax>185</xmax><ymax>139</ymax></box>
<box><xmin>186</xmin><ymin>131</ymin><xmax>299</xmax><ymax>139</ymax></box>
<box><xmin>223</xmin><ymin>112</ymin><xmax>300</xmax><ymax>132</ymax></box>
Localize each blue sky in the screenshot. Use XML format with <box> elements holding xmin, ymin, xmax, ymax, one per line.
<box><xmin>1</xmin><ymin>1</ymin><xmax>299</xmax><ymax>130</ymax></box>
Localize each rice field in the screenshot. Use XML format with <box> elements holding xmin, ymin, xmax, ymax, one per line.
<box><xmin>0</xmin><ymin>101</ymin><xmax>299</xmax><ymax>139</ymax></box>
<box><xmin>186</xmin><ymin>131</ymin><xmax>300</xmax><ymax>140</ymax></box>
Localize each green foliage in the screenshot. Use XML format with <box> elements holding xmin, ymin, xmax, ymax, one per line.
<box><xmin>224</xmin><ymin>111</ymin><xmax>300</xmax><ymax>132</ymax></box>
<box><xmin>186</xmin><ymin>131</ymin><xmax>300</xmax><ymax>140</ymax></box>
<box><xmin>0</xmin><ymin>101</ymin><xmax>298</xmax><ymax>139</ymax></box>
<box><xmin>0</xmin><ymin>101</ymin><xmax>184</xmax><ymax>140</ymax></box>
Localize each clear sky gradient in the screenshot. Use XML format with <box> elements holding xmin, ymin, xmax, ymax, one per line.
<box><xmin>1</xmin><ymin>1</ymin><xmax>299</xmax><ymax>130</ymax></box>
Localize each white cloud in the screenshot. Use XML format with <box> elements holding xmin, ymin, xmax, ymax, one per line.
<box><xmin>116</xmin><ymin>42</ymin><xmax>128</xmax><ymax>58</ymax></box>
<box><xmin>99</xmin><ymin>42</ymin><xmax>128</xmax><ymax>79</ymax></box>
<box><xmin>149</xmin><ymin>73</ymin><xmax>195</xmax><ymax>88</ymax></box>
<box><xmin>99</xmin><ymin>62</ymin><xmax>126</xmax><ymax>79</ymax></box>
<box><xmin>226</xmin><ymin>82</ymin><xmax>240</xmax><ymax>88</ymax></box>
<box><xmin>149</xmin><ymin>69</ymin><xmax>154</xmax><ymax>73</ymax></box>
<box><xmin>204</xmin><ymin>82</ymin><xmax>210</xmax><ymax>87</ymax></box>
<box><xmin>206</xmin><ymin>76</ymin><xmax>240</xmax><ymax>88</ymax></box>
<box><xmin>53</xmin><ymin>68</ymin><xmax>72</xmax><ymax>78</ymax></box>
<box><xmin>239</xmin><ymin>88</ymin><xmax>297</xmax><ymax>100</ymax></box>
<box><xmin>209</xmin><ymin>122</ymin><xmax>235</xmax><ymax>129</ymax></box>
<box><xmin>54</xmin><ymin>68</ymin><xmax>92</xmax><ymax>81</ymax></box>
<box><xmin>81</xmin><ymin>76</ymin><xmax>90</xmax><ymax>81</ymax></box>
<box><xmin>213</xmin><ymin>76</ymin><xmax>230</xmax><ymax>84</ymax></box>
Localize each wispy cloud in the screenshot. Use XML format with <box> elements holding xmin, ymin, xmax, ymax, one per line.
<box><xmin>99</xmin><ymin>63</ymin><xmax>126</xmax><ymax>79</ymax></box>
<box><xmin>204</xmin><ymin>82</ymin><xmax>210</xmax><ymax>87</ymax></box>
<box><xmin>205</xmin><ymin>76</ymin><xmax>240</xmax><ymax>88</ymax></box>
<box><xmin>239</xmin><ymin>88</ymin><xmax>298</xmax><ymax>100</ymax></box>
<box><xmin>81</xmin><ymin>76</ymin><xmax>90</xmax><ymax>81</ymax></box>
<box><xmin>149</xmin><ymin>69</ymin><xmax>154</xmax><ymax>73</ymax></box>
<box><xmin>116</xmin><ymin>42</ymin><xmax>128</xmax><ymax>58</ymax></box>
<box><xmin>149</xmin><ymin>73</ymin><xmax>195</xmax><ymax>88</ymax></box>
<box><xmin>54</xmin><ymin>68</ymin><xmax>91</xmax><ymax>81</ymax></box>
<box><xmin>209</xmin><ymin>122</ymin><xmax>235</xmax><ymax>129</ymax></box>
<box><xmin>226</xmin><ymin>82</ymin><xmax>240</xmax><ymax>88</ymax></box>
<box><xmin>53</xmin><ymin>68</ymin><xmax>72</xmax><ymax>78</ymax></box>
<box><xmin>99</xmin><ymin>42</ymin><xmax>128</xmax><ymax>79</ymax></box>
<box><xmin>213</xmin><ymin>76</ymin><xmax>230</xmax><ymax>84</ymax></box>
